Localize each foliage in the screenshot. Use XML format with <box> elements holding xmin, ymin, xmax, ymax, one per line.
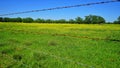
<box><xmin>35</xmin><ymin>18</ymin><xmax>45</xmax><ymax>23</ymax></box>
<box><xmin>3</xmin><ymin>17</ymin><xmax>11</xmax><ymax>22</ymax></box>
<box><xmin>22</xmin><ymin>17</ymin><xmax>34</xmax><ymax>23</ymax></box>
<box><xmin>45</xmin><ymin>19</ymin><xmax>54</xmax><ymax>23</ymax></box>
<box><xmin>0</xmin><ymin>17</ymin><xmax>3</xmax><ymax>22</ymax></box>
<box><xmin>114</xmin><ymin>16</ymin><xmax>120</xmax><ymax>24</ymax></box>
<box><xmin>0</xmin><ymin>15</ymin><xmax>119</xmax><ymax>24</ymax></box>
<box><xmin>84</xmin><ymin>15</ymin><xmax>105</xmax><ymax>24</ymax></box>
<box><xmin>68</xmin><ymin>19</ymin><xmax>75</xmax><ymax>24</ymax></box>
<box><xmin>75</xmin><ymin>17</ymin><xmax>83</xmax><ymax>24</ymax></box>
<box><xmin>56</xmin><ymin>19</ymin><xmax>67</xmax><ymax>23</ymax></box>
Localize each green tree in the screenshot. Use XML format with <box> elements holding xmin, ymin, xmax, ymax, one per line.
<box><xmin>22</xmin><ymin>17</ymin><xmax>34</xmax><ymax>23</ymax></box>
<box><xmin>75</xmin><ymin>17</ymin><xmax>83</xmax><ymax>24</ymax></box>
<box><xmin>84</xmin><ymin>15</ymin><xmax>91</xmax><ymax>24</ymax></box>
<box><xmin>35</xmin><ymin>18</ymin><xmax>45</xmax><ymax>23</ymax></box>
<box><xmin>69</xmin><ymin>19</ymin><xmax>75</xmax><ymax>24</ymax></box>
<box><xmin>114</xmin><ymin>16</ymin><xmax>120</xmax><ymax>24</ymax></box>
<box><xmin>57</xmin><ymin>19</ymin><xmax>67</xmax><ymax>23</ymax></box>
<box><xmin>118</xmin><ymin>16</ymin><xmax>120</xmax><ymax>21</ymax></box>
<box><xmin>117</xmin><ymin>16</ymin><xmax>120</xmax><ymax>24</ymax></box>
<box><xmin>113</xmin><ymin>21</ymin><xmax>118</xmax><ymax>24</ymax></box>
<box><xmin>84</xmin><ymin>15</ymin><xmax>105</xmax><ymax>24</ymax></box>
<box><xmin>15</xmin><ymin>17</ymin><xmax>22</xmax><ymax>22</ymax></box>
<box><xmin>2</xmin><ymin>17</ymin><xmax>22</xmax><ymax>22</ymax></box>
<box><xmin>45</xmin><ymin>19</ymin><xmax>53</xmax><ymax>23</ymax></box>
<box><xmin>3</xmin><ymin>17</ymin><xmax>11</xmax><ymax>22</ymax></box>
<box><xmin>106</xmin><ymin>22</ymin><xmax>112</xmax><ymax>24</ymax></box>
<box><xmin>0</xmin><ymin>17</ymin><xmax>3</xmax><ymax>22</ymax></box>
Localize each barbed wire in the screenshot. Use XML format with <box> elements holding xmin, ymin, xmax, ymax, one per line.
<box><xmin>0</xmin><ymin>0</ymin><xmax>119</xmax><ymax>16</ymax></box>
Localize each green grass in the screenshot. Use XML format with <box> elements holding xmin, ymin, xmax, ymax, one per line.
<box><xmin>0</xmin><ymin>22</ymin><xmax>120</xmax><ymax>68</ymax></box>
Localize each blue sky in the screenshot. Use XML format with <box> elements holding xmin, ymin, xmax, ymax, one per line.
<box><xmin>0</xmin><ymin>0</ymin><xmax>120</xmax><ymax>22</ymax></box>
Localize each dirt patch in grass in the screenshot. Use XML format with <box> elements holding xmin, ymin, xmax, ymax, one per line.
<box><xmin>11</xmin><ymin>29</ymin><xmax>45</xmax><ymax>35</ymax></box>
<box><xmin>52</xmin><ymin>33</ymin><xmax>120</xmax><ymax>42</ymax></box>
<box><xmin>8</xmin><ymin>39</ymin><xmax>20</xmax><ymax>44</ymax></box>
<box><xmin>108</xmin><ymin>39</ymin><xmax>120</xmax><ymax>42</ymax></box>
<box><xmin>48</xmin><ymin>40</ymin><xmax>58</xmax><ymax>46</ymax></box>
<box><xmin>13</xmin><ymin>54</ymin><xmax>22</xmax><ymax>61</ymax></box>
<box><xmin>1</xmin><ymin>48</ymin><xmax>14</xmax><ymax>55</ymax></box>
<box><xmin>23</xmin><ymin>41</ymin><xmax>33</xmax><ymax>46</ymax></box>
<box><xmin>0</xmin><ymin>43</ymin><xmax>7</xmax><ymax>47</ymax></box>
<box><xmin>14</xmin><ymin>47</ymin><xmax>24</xmax><ymax>51</ymax></box>
<box><xmin>33</xmin><ymin>52</ymin><xmax>47</xmax><ymax>61</ymax></box>
<box><xmin>0</xmin><ymin>27</ymin><xmax>4</xmax><ymax>29</ymax></box>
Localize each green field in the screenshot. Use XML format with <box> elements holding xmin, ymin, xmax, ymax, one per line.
<box><xmin>0</xmin><ymin>23</ymin><xmax>120</xmax><ymax>68</ymax></box>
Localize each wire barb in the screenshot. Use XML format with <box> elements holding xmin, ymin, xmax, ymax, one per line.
<box><xmin>0</xmin><ymin>0</ymin><xmax>119</xmax><ymax>16</ymax></box>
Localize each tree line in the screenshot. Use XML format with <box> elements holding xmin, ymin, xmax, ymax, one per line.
<box><xmin>0</xmin><ymin>15</ymin><xmax>120</xmax><ymax>24</ymax></box>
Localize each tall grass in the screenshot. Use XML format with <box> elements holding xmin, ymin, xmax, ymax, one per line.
<box><xmin>0</xmin><ymin>22</ymin><xmax>120</xmax><ymax>68</ymax></box>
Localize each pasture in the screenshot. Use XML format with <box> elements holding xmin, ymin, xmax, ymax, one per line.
<box><xmin>0</xmin><ymin>23</ymin><xmax>120</xmax><ymax>68</ymax></box>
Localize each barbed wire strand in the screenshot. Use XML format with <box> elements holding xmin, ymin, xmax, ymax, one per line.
<box><xmin>0</xmin><ymin>0</ymin><xmax>119</xmax><ymax>16</ymax></box>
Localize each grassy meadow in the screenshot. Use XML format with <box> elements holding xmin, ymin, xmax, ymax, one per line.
<box><xmin>0</xmin><ymin>22</ymin><xmax>120</xmax><ymax>68</ymax></box>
